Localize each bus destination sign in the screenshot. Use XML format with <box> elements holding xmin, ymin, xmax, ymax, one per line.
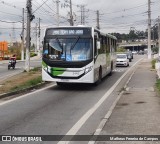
<box><xmin>47</xmin><ymin>29</ymin><xmax>84</xmax><ymax>35</ymax></box>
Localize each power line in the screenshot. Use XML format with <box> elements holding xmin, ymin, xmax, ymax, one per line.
<box><xmin>102</xmin><ymin>3</ymin><xmax>148</xmax><ymax>15</ymax></box>
<box><xmin>0</xmin><ymin>19</ymin><xmax>22</xmax><ymax>23</ymax></box>
<box><xmin>32</xmin><ymin>2</ymin><xmax>56</xmax><ymax>18</ymax></box>
<box><xmin>41</xmin><ymin>0</ymin><xmax>57</xmax><ymax>14</ymax></box>
<box><xmin>32</xmin><ymin>0</ymin><xmax>50</xmax><ymax>14</ymax></box>
<box><xmin>0</xmin><ymin>10</ymin><xmax>22</xmax><ymax>17</ymax></box>
<box><xmin>0</xmin><ymin>0</ymin><xmax>22</xmax><ymax>10</ymax></box>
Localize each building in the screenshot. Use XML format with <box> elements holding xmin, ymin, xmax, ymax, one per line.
<box><xmin>0</xmin><ymin>41</ymin><xmax>8</xmax><ymax>60</ymax></box>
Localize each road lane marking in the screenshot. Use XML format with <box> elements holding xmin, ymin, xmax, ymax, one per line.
<box><xmin>58</xmin><ymin>58</ymin><xmax>143</xmax><ymax>144</ymax></box>
<box><xmin>88</xmin><ymin>91</ymin><xmax>124</xmax><ymax>144</ymax></box>
<box><xmin>113</xmin><ymin>68</ymin><xmax>127</xmax><ymax>72</ymax></box>
<box><xmin>0</xmin><ymin>84</ymin><xmax>56</xmax><ymax>106</ymax></box>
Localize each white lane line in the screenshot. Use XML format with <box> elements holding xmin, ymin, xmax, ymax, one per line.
<box><xmin>88</xmin><ymin>91</ymin><xmax>124</xmax><ymax>144</ymax></box>
<box><xmin>88</xmin><ymin>66</ymin><xmax>137</xmax><ymax>144</ymax></box>
<box><xmin>58</xmin><ymin>58</ymin><xmax>143</xmax><ymax>144</ymax></box>
<box><xmin>0</xmin><ymin>84</ymin><xmax>56</xmax><ymax>106</ymax></box>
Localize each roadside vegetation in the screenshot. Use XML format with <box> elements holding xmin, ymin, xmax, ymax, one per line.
<box><xmin>156</xmin><ymin>79</ymin><xmax>160</xmax><ymax>94</ymax></box>
<box><xmin>5</xmin><ymin>43</ymin><xmax>37</xmax><ymax>60</ymax></box>
<box><xmin>151</xmin><ymin>59</ymin><xmax>156</xmax><ymax>69</ymax></box>
<box><xmin>0</xmin><ymin>68</ymin><xmax>43</xmax><ymax>94</ymax></box>
<box><xmin>155</xmin><ymin>59</ymin><xmax>160</xmax><ymax>94</ymax></box>
<box><xmin>116</xmin><ymin>47</ymin><xmax>126</xmax><ymax>53</ymax></box>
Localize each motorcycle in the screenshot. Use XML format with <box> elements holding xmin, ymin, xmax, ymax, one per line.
<box><xmin>8</xmin><ymin>59</ymin><xmax>16</xmax><ymax>70</ymax></box>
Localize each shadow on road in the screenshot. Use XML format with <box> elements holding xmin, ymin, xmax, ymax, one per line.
<box><xmin>48</xmin><ymin>73</ymin><xmax>112</xmax><ymax>92</ymax></box>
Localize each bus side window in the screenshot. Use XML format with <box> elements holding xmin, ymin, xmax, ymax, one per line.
<box><xmin>94</xmin><ymin>37</ymin><xmax>98</xmax><ymax>56</ymax></box>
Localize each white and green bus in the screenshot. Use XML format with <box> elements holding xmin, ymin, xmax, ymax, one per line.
<box><xmin>42</xmin><ymin>26</ymin><xmax>117</xmax><ymax>85</ymax></box>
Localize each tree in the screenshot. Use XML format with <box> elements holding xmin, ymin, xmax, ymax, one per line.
<box><xmin>128</xmin><ymin>30</ymin><xmax>138</xmax><ymax>41</ymax></box>
<box><xmin>151</xmin><ymin>25</ymin><xmax>158</xmax><ymax>40</ymax></box>
<box><xmin>117</xmin><ymin>47</ymin><xmax>126</xmax><ymax>52</ymax></box>
<box><xmin>9</xmin><ymin>42</ymin><xmax>21</xmax><ymax>60</ymax></box>
<box><xmin>31</xmin><ymin>43</ymin><xmax>35</xmax><ymax>51</ymax></box>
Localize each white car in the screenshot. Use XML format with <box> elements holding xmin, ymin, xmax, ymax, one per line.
<box><xmin>132</xmin><ymin>51</ymin><xmax>137</xmax><ymax>54</ymax></box>
<box><xmin>116</xmin><ymin>54</ymin><xmax>129</xmax><ymax>67</ymax></box>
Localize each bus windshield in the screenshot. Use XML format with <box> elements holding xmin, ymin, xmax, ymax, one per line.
<box><xmin>43</xmin><ymin>38</ymin><xmax>92</xmax><ymax>62</ymax></box>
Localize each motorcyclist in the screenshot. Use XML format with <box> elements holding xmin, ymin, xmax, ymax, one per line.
<box><xmin>8</xmin><ymin>54</ymin><xmax>16</xmax><ymax>69</ymax></box>
<box><xmin>10</xmin><ymin>54</ymin><xmax>16</xmax><ymax>64</ymax></box>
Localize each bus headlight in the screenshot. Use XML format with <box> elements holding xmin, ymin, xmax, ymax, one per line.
<box><xmin>47</xmin><ymin>66</ymin><xmax>51</xmax><ymax>73</ymax></box>
<box><xmin>85</xmin><ymin>66</ymin><xmax>93</xmax><ymax>74</ymax></box>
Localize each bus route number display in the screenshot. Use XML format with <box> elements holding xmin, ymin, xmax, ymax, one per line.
<box><xmin>48</xmin><ymin>29</ymin><xmax>84</xmax><ymax>35</ymax></box>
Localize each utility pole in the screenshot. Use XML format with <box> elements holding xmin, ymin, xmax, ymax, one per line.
<box><xmin>81</xmin><ymin>6</ymin><xmax>83</xmax><ymax>24</ymax></box>
<box><xmin>79</xmin><ymin>5</ymin><xmax>85</xmax><ymax>25</ymax></box>
<box><xmin>82</xmin><ymin>6</ymin><xmax>85</xmax><ymax>25</ymax></box>
<box><xmin>38</xmin><ymin>18</ymin><xmax>41</xmax><ymax>57</ymax></box>
<box><xmin>61</xmin><ymin>0</ymin><xmax>74</xmax><ymax>26</ymax></box>
<box><xmin>79</xmin><ymin>5</ymin><xmax>84</xmax><ymax>25</ymax></box>
<box><xmin>25</xmin><ymin>0</ymin><xmax>34</xmax><ymax>72</ymax></box>
<box><xmin>148</xmin><ymin>0</ymin><xmax>152</xmax><ymax>59</ymax></box>
<box><xmin>56</xmin><ymin>0</ymin><xmax>60</xmax><ymax>26</ymax></box>
<box><xmin>158</xmin><ymin>16</ymin><xmax>160</xmax><ymax>56</ymax></box>
<box><xmin>78</xmin><ymin>5</ymin><xmax>86</xmax><ymax>25</ymax></box>
<box><xmin>96</xmin><ymin>10</ymin><xmax>100</xmax><ymax>29</ymax></box>
<box><xmin>69</xmin><ymin>0</ymin><xmax>73</xmax><ymax>26</ymax></box>
<box><xmin>35</xmin><ymin>23</ymin><xmax>38</xmax><ymax>53</ymax></box>
<box><xmin>21</xmin><ymin>8</ymin><xmax>25</xmax><ymax>61</ymax></box>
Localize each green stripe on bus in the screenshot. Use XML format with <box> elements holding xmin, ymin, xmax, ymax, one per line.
<box><xmin>51</xmin><ymin>68</ymin><xmax>66</xmax><ymax>76</ymax></box>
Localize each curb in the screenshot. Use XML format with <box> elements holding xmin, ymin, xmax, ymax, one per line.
<box><xmin>0</xmin><ymin>82</ymin><xmax>51</xmax><ymax>99</ymax></box>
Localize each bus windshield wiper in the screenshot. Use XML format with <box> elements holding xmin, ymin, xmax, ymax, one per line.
<box><xmin>56</xmin><ymin>37</ymin><xmax>63</xmax><ymax>53</ymax></box>
<box><xmin>70</xmin><ymin>36</ymin><xmax>80</xmax><ymax>54</ymax></box>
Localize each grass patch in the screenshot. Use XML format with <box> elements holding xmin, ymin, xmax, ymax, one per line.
<box><xmin>10</xmin><ymin>76</ymin><xmax>42</xmax><ymax>92</ymax></box>
<box><xmin>31</xmin><ymin>67</ymin><xmax>41</xmax><ymax>72</ymax></box>
<box><xmin>151</xmin><ymin>59</ymin><xmax>156</xmax><ymax>69</ymax></box>
<box><xmin>156</xmin><ymin>79</ymin><xmax>160</xmax><ymax>93</ymax></box>
<box><xmin>155</xmin><ymin>79</ymin><xmax>160</xmax><ymax>97</ymax></box>
<box><xmin>0</xmin><ymin>68</ymin><xmax>42</xmax><ymax>94</ymax></box>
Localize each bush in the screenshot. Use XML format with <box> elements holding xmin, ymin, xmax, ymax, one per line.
<box><xmin>16</xmin><ymin>56</ymin><xmax>21</xmax><ymax>60</ymax></box>
<box><xmin>151</xmin><ymin>59</ymin><xmax>156</xmax><ymax>69</ymax></box>
<box><xmin>10</xmin><ymin>76</ymin><xmax>42</xmax><ymax>92</ymax></box>
<box><xmin>117</xmin><ymin>47</ymin><xmax>126</xmax><ymax>52</ymax></box>
<box><xmin>156</xmin><ymin>79</ymin><xmax>160</xmax><ymax>92</ymax></box>
<box><xmin>30</xmin><ymin>53</ymin><xmax>37</xmax><ymax>57</ymax></box>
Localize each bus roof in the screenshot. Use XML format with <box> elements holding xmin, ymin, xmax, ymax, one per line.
<box><xmin>45</xmin><ymin>26</ymin><xmax>117</xmax><ymax>40</ymax></box>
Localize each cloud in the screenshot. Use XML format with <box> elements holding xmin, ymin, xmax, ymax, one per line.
<box><xmin>0</xmin><ymin>0</ymin><xmax>159</xmax><ymax>41</ymax></box>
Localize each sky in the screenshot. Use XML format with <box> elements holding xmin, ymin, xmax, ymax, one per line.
<box><xmin>0</xmin><ymin>0</ymin><xmax>159</xmax><ymax>43</ymax></box>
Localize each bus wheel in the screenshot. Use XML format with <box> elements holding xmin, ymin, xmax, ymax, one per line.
<box><xmin>108</xmin><ymin>63</ymin><xmax>113</xmax><ymax>76</ymax></box>
<box><xmin>57</xmin><ymin>82</ymin><xmax>64</xmax><ymax>86</ymax></box>
<box><xmin>95</xmin><ymin>68</ymin><xmax>102</xmax><ymax>86</ymax></box>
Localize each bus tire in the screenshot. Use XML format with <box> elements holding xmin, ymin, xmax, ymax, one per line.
<box><xmin>56</xmin><ymin>82</ymin><xmax>65</xmax><ymax>87</ymax></box>
<box><xmin>95</xmin><ymin>67</ymin><xmax>102</xmax><ymax>86</ymax></box>
<box><xmin>108</xmin><ymin>62</ymin><xmax>113</xmax><ymax>76</ymax></box>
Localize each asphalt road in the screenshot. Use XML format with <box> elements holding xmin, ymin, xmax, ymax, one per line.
<box><xmin>0</xmin><ymin>60</ymin><xmax>41</xmax><ymax>82</ymax></box>
<box><xmin>0</xmin><ymin>55</ymin><xmax>144</xmax><ymax>144</ymax></box>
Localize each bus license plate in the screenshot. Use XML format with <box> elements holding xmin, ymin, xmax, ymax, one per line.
<box><xmin>61</xmin><ymin>79</ymin><xmax>69</xmax><ymax>82</ymax></box>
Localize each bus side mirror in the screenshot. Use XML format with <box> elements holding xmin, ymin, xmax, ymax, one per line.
<box><xmin>97</xmin><ymin>41</ymin><xmax>101</xmax><ymax>49</ymax></box>
<box><xmin>42</xmin><ymin>41</ymin><xmax>44</xmax><ymax>45</ymax></box>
